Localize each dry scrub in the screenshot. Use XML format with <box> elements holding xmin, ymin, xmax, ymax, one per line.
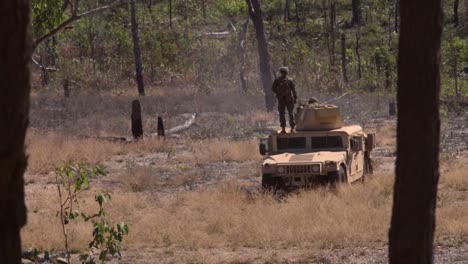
<box><xmin>26</xmin><ymin>130</ymin><xmax>172</xmax><ymax>174</ymax></box>
<box><xmin>188</xmin><ymin>139</ymin><xmax>261</xmax><ymax>165</ymax></box>
<box><xmin>376</xmin><ymin>120</ymin><xmax>396</xmax><ymax>148</ymax></box>
<box><xmin>23</xmin><ymin>164</ymin><xmax>468</xmax><ymax>251</ymax></box>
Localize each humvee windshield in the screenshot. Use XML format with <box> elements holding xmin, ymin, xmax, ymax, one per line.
<box><xmin>276</xmin><ymin>136</ymin><xmax>343</xmax><ymax>150</ymax></box>
<box><xmin>311</xmin><ymin>136</ymin><xmax>343</xmax><ymax>148</ymax></box>
<box><xmin>277</xmin><ymin>137</ymin><xmax>306</xmax><ymax>150</ymax></box>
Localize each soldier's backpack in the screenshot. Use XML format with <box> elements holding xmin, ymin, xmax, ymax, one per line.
<box><xmin>276</xmin><ymin>77</ymin><xmax>293</xmax><ymax>99</ymax></box>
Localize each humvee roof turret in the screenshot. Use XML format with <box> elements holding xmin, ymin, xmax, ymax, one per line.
<box><xmin>259</xmin><ymin>100</ymin><xmax>375</xmax><ymax>190</ymax></box>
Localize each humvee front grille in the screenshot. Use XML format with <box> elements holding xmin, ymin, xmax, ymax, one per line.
<box><xmin>285</xmin><ymin>164</ymin><xmax>319</xmax><ymax>174</ymax></box>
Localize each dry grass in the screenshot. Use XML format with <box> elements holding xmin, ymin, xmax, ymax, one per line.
<box><xmin>26</xmin><ymin>130</ymin><xmax>173</xmax><ymax>174</ymax></box>
<box><xmin>375</xmin><ymin>120</ymin><xmax>396</xmax><ymax>148</ymax></box>
<box><xmin>188</xmin><ymin>139</ymin><xmax>262</xmax><ymax>165</ymax></box>
<box><xmin>22</xmin><ymin>164</ymin><xmax>468</xmax><ymax>252</ymax></box>
<box><xmin>120</xmin><ymin>177</ymin><xmax>395</xmax><ymax>249</ymax></box>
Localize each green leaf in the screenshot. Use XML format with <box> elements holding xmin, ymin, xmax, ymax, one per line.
<box><xmin>70</xmin><ymin>210</ymin><xmax>80</xmax><ymax>220</ymax></box>
<box><xmin>96</xmin><ymin>194</ymin><xmax>106</xmax><ymax>207</ymax></box>
<box><xmin>98</xmin><ymin>250</ymin><xmax>108</xmax><ymax>261</ymax></box>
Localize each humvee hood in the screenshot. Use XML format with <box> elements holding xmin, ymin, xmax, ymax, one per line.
<box><xmin>264</xmin><ymin>151</ymin><xmax>346</xmax><ymax>165</ymax></box>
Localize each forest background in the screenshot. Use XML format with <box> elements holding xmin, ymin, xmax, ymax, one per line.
<box><xmin>32</xmin><ymin>0</ymin><xmax>468</xmax><ymax>101</ymax></box>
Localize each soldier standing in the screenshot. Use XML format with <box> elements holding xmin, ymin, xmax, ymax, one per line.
<box><xmin>272</xmin><ymin>67</ymin><xmax>298</xmax><ymax>133</ymax></box>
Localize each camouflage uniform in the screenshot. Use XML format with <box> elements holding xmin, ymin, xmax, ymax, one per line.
<box><xmin>272</xmin><ymin>68</ymin><xmax>298</xmax><ymax>130</ymax></box>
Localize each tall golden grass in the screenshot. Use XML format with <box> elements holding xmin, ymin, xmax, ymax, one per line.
<box><xmin>26</xmin><ymin>130</ymin><xmax>172</xmax><ymax>174</ymax></box>
<box><xmin>188</xmin><ymin>139</ymin><xmax>262</xmax><ymax>165</ymax></box>
<box><xmin>22</xmin><ymin>164</ymin><xmax>468</xmax><ymax>251</ymax></box>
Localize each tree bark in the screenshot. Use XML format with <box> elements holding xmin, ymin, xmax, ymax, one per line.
<box><xmin>454</xmin><ymin>0</ymin><xmax>459</xmax><ymax>26</ymax></box>
<box><xmin>202</xmin><ymin>0</ymin><xmax>206</xmax><ymax>21</ymax></box>
<box><xmin>452</xmin><ymin>39</ymin><xmax>460</xmax><ymax>97</ymax></box>
<box><xmin>294</xmin><ymin>0</ymin><xmax>300</xmax><ymax>32</ymax></box>
<box><xmin>351</xmin><ymin>0</ymin><xmax>361</xmax><ymax>26</ymax></box>
<box><xmin>284</xmin><ymin>0</ymin><xmax>290</xmax><ymax>22</ymax></box>
<box><xmin>355</xmin><ymin>24</ymin><xmax>362</xmax><ymax>79</ymax></box>
<box><xmin>239</xmin><ymin>18</ymin><xmax>250</xmax><ymax>93</ymax></box>
<box><xmin>0</xmin><ymin>0</ymin><xmax>31</xmax><ymax>263</ymax></box>
<box><xmin>341</xmin><ymin>33</ymin><xmax>349</xmax><ymax>84</ymax></box>
<box><xmin>131</xmin><ymin>100</ymin><xmax>143</xmax><ymax>139</ymax></box>
<box><xmin>246</xmin><ymin>0</ymin><xmax>275</xmax><ymax>111</ymax></box>
<box><xmin>330</xmin><ymin>1</ymin><xmax>337</xmax><ymax>67</ymax></box>
<box><xmin>130</xmin><ymin>0</ymin><xmax>145</xmax><ymax>96</ymax></box>
<box><xmin>157</xmin><ymin>117</ymin><xmax>165</xmax><ymax>137</ymax></box>
<box><xmin>389</xmin><ymin>0</ymin><xmax>443</xmax><ymax>263</ymax></box>
<box><xmin>394</xmin><ymin>0</ymin><xmax>399</xmax><ymax>32</ymax></box>
<box><xmin>169</xmin><ymin>0</ymin><xmax>173</xmax><ymax>28</ymax></box>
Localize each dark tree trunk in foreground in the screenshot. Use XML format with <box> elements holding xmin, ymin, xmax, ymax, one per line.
<box><xmin>130</xmin><ymin>0</ymin><xmax>145</xmax><ymax>96</ymax></box>
<box><xmin>247</xmin><ymin>0</ymin><xmax>275</xmax><ymax>111</ymax></box>
<box><xmin>389</xmin><ymin>0</ymin><xmax>443</xmax><ymax>263</ymax></box>
<box><xmin>351</xmin><ymin>0</ymin><xmax>361</xmax><ymax>26</ymax></box>
<box><xmin>0</xmin><ymin>1</ymin><xmax>31</xmax><ymax>263</ymax></box>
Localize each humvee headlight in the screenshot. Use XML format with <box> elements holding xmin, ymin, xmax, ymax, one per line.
<box><xmin>277</xmin><ymin>166</ymin><xmax>285</xmax><ymax>173</ymax></box>
<box><xmin>312</xmin><ymin>164</ymin><xmax>320</xmax><ymax>173</ymax></box>
<box><xmin>325</xmin><ymin>161</ymin><xmax>337</xmax><ymax>168</ymax></box>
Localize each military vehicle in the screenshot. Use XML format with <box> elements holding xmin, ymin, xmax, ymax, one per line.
<box><xmin>259</xmin><ymin>99</ymin><xmax>375</xmax><ymax>190</ymax></box>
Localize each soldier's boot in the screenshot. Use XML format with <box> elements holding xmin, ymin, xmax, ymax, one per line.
<box><xmin>281</xmin><ymin>127</ymin><xmax>286</xmax><ymax>133</ymax></box>
<box><xmin>290</xmin><ymin>125</ymin><xmax>295</xmax><ymax>133</ymax></box>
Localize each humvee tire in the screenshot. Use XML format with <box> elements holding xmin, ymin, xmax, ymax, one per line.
<box><xmin>329</xmin><ymin>166</ymin><xmax>346</xmax><ymax>184</ymax></box>
<box><xmin>262</xmin><ymin>174</ymin><xmax>281</xmax><ymax>190</ymax></box>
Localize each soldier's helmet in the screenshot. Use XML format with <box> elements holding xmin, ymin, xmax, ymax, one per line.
<box><xmin>279</xmin><ymin>66</ymin><xmax>289</xmax><ymax>75</ymax></box>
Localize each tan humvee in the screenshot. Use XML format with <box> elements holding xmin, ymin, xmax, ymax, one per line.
<box><xmin>259</xmin><ymin>100</ymin><xmax>375</xmax><ymax>190</ymax></box>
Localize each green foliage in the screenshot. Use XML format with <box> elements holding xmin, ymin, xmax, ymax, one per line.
<box><xmin>213</xmin><ymin>0</ymin><xmax>246</xmax><ymax>18</ymax></box>
<box><xmin>53</xmin><ymin>164</ymin><xmax>129</xmax><ymax>264</ymax></box>
<box><xmin>32</xmin><ymin>0</ymin><xmax>64</xmax><ymax>36</ymax></box>
<box><xmin>79</xmin><ymin>193</ymin><xmax>129</xmax><ymax>264</ymax></box>
<box><xmin>31</xmin><ymin>0</ymin><xmax>468</xmax><ymax>98</ymax></box>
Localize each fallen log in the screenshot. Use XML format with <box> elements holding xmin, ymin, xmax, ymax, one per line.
<box><xmin>152</xmin><ymin>113</ymin><xmax>197</xmax><ymax>137</ymax></box>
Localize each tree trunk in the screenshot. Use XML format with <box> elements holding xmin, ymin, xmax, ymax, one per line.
<box><xmin>246</xmin><ymin>0</ymin><xmax>275</xmax><ymax>111</ymax></box>
<box><xmin>452</xmin><ymin>39</ymin><xmax>460</xmax><ymax>97</ymax></box>
<box><xmin>323</xmin><ymin>0</ymin><xmax>332</xmax><ymax>67</ymax></box>
<box><xmin>239</xmin><ymin>18</ymin><xmax>250</xmax><ymax>93</ymax></box>
<box><xmin>355</xmin><ymin>24</ymin><xmax>362</xmax><ymax>79</ymax></box>
<box><xmin>294</xmin><ymin>0</ymin><xmax>300</xmax><ymax>32</ymax></box>
<box><xmin>385</xmin><ymin>63</ymin><xmax>391</xmax><ymax>90</ymax></box>
<box><xmin>330</xmin><ymin>1</ymin><xmax>337</xmax><ymax>67</ymax></box>
<box><xmin>202</xmin><ymin>0</ymin><xmax>206</xmax><ymax>21</ymax></box>
<box><xmin>394</xmin><ymin>0</ymin><xmax>399</xmax><ymax>32</ymax></box>
<box><xmin>131</xmin><ymin>100</ymin><xmax>143</xmax><ymax>139</ymax></box>
<box><xmin>157</xmin><ymin>117</ymin><xmax>165</xmax><ymax>137</ymax></box>
<box><xmin>389</xmin><ymin>0</ymin><xmax>443</xmax><ymax>263</ymax></box>
<box><xmin>454</xmin><ymin>0</ymin><xmax>459</xmax><ymax>26</ymax></box>
<box><xmin>351</xmin><ymin>0</ymin><xmax>361</xmax><ymax>26</ymax></box>
<box><xmin>284</xmin><ymin>0</ymin><xmax>290</xmax><ymax>22</ymax></box>
<box><xmin>387</xmin><ymin>1</ymin><xmax>392</xmax><ymax>46</ymax></box>
<box><xmin>130</xmin><ymin>0</ymin><xmax>145</xmax><ymax>96</ymax></box>
<box><xmin>341</xmin><ymin>33</ymin><xmax>349</xmax><ymax>84</ymax></box>
<box><xmin>169</xmin><ymin>0</ymin><xmax>173</xmax><ymax>28</ymax></box>
<box><xmin>0</xmin><ymin>0</ymin><xmax>31</xmax><ymax>263</ymax></box>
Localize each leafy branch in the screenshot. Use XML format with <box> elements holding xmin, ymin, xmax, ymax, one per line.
<box><xmin>33</xmin><ymin>0</ymin><xmax>126</xmax><ymax>51</ymax></box>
